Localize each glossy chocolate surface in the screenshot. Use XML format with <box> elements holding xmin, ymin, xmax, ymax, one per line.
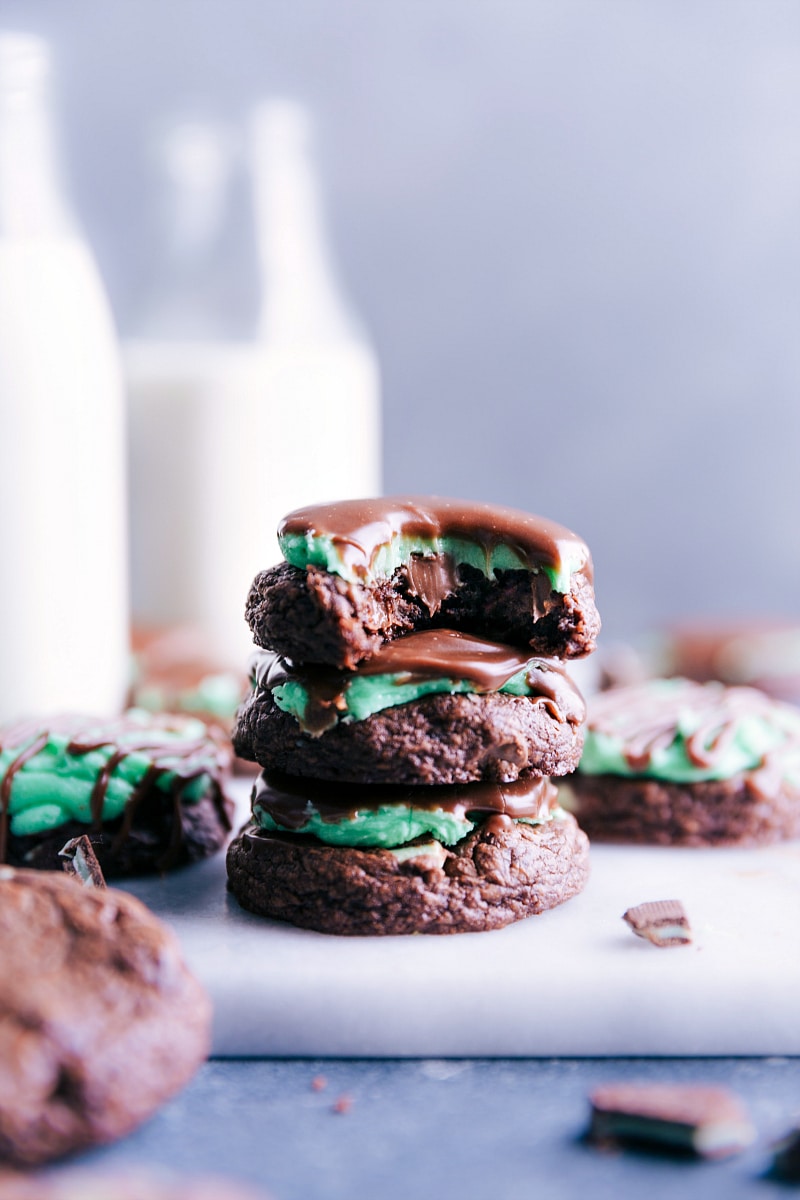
<box><xmin>280</xmin><ymin>495</ymin><xmax>592</xmax><ymax>582</ymax></box>
<box><xmin>253</xmin><ymin>769</ymin><xmax>558</xmax><ymax>831</ymax></box>
<box><xmin>251</xmin><ymin>628</ymin><xmax>586</xmax><ymax>733</ymax></box>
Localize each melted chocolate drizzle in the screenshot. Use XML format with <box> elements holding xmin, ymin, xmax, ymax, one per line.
<box><xmin>251</xmin><ymin>628</ymin><xmax>586</xmax><ymax>736</ymax></box>
<box><xmin>0</xmin><ymin>713</ymin><xmax>232</xmax><ymax>869</ymax></box>
<box><xmin>280</xmin><ymin>495</ymin><xmax>593</xmax><ymax>585</ymax></box>
<box><xmin>587</xmin><ymin>680</ymin><xmax>800</xmax><ymax>795</ymax></box>
<box><xmin>253</xmin><ymin>770</ymin><xmax>558</xmax><ymax>832</ymax></box>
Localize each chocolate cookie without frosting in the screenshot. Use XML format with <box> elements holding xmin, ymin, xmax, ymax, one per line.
<box><xmin>561</xmin><ymin>678</ymin><xmax>800</xmax><ymax>846</ymax></box>
<box><xmin>0</xmin><ymin>711</ymin><xmax>234</xmax><ymax>876</ymax></box>
<box><xmin>246</xmin><ymin>496</ymin><xmax>600</xmax><ymax>668</ymax></box>
<box><xmin>227</xmin><ymin>808</ymin><xmax>590</xmax><ymax>935</ymax></box>
<box><xmin>0</xmin><ymin>868</ymin><xmax>210</xmax><ymax>1167</ymax></box>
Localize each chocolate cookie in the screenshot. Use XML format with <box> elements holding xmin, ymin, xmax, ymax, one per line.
<box><xmin>227</xmin><ymin>811</ymin><xmax>590</xmax><ymax>935</ymax></box>
<box><xmin>563</xmin><ymin>774</ymin><xmax>800</xmax><ymax>846</ymax></box>
<box><xmin>562</xmin><ymin>678</ymin><xmax>800</xmax><ymax>846</ymax></box>
<box><xmin>247</xmin><ymin>496</ymin><xmax>599</xmax><ymax>668</ymax></box>
<box><xmin>0</xmin><ymin>712</ymin><xmax>234</xmax><ymax>876</ymax></box>
<box><xmin>0</xmin><ymin>868</ymin><xmax>210</xmax><ymax>1166</ymax></box>
<box><xmin>235</xmin><ymin>629</ymin><xmax>585</xmax><ymax>785</ymax></box>
<box><xmin>234</xmin><ymin>687</ymin><xmax>583</xmax><ymax>785</ymax></box>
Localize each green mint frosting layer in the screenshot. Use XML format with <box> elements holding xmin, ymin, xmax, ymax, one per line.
<box><xmin>579</xmin><ymin>679</ymin><xmax>800</xmax><ymax>783</ymax></box>
<box><xmin>1</xmin><ymin>714</ymin><xmax>213</xmax><ymax>838</ymax></box>
<box><xmin>272</xmin><ymin>663</ymin><xmax>539</xmax><ymax>729</ymax></box>
<box><xmin>280</xmin><ymin>531</ymin><xmax>578</xmax><ymax>594</ymax></box>
<box><xmin>253</xmin><ymin>798</ymin><xmax>554</xmax><ymax>848</ymax></box>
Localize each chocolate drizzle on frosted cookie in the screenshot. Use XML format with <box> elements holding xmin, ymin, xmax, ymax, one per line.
<box><xmin>581</xmin><ymin>678</ymin><xmax>800</xmax><ymax>794</ymax></box>
<box><xmin>0</xmin><ymin>713</ymin><xmax>233</xmax><ymax>869</ymax></box>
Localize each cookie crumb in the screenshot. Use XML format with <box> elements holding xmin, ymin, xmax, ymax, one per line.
<box><xmin>59</xmin><ymin>835</ymin><xmax>107</xmax><ymax>890</ymax></box>
<box><xmin>623</xmin><ymin>899</ymin><xmax>691</xmax><ymax>947</ymax></box>
<box><xmin>311</xmin><ymin>1075</ymin><xmax>327</xmax><ymax>1092</ymax></box>
<box><xmin>332</xmin><ymin>1094</ymin><xmax>353</xmax><ymax>1114</ymax></box>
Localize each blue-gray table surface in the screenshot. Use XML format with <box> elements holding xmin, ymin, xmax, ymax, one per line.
<box><xmin>39</xmin><ymin>1058</ymin><xmax>800</xmax><ymax>1198</ymax></box>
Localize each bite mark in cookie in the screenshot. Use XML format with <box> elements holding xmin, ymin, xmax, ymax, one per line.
<box><xmin>247</xmin><ymin>496</ymin><xmax>599</xmax><ymax>668</ymax></box>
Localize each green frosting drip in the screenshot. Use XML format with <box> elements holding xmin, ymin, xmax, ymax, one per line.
<box><xmin>254</xmin><ymin>798</ymin><xmax>553</xmax><ymax>848</ymax></box>
<box><xmin>280</xmin><ymin>531</ymin><xmax>578</xmax><ymax>594</ymax></box>
<box><xmin>0</xmin><ymin>715</ymin><xmax>214</xmax><ymax>837</ymax></box>
<box><xmin>272</xmin><ymin>663</ymin><xmax>539</xmax><ymax>729</ymax></box>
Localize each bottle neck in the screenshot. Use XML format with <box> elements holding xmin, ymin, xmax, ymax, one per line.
<box><xmin>251</xmin><ymin>100</ymin><xmax>356</xmax><ymax>344</ymax></box>
<box><xmin>0</xmin><ymin>36</ymin><xmax>73</xmax><ymax>239</ymax></box>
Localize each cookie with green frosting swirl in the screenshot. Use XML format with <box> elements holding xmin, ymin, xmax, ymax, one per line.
<box><xmin>560</xmin><ymin>678</ymin><xmax>800</xmax><ymax>846</ymax></box>
<box><xmin>0</xmin><ymin>710</ymin><xmax>234</xmax><ymax>875</ymax></box>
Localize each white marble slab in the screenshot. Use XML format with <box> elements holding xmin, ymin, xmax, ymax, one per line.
<box><xmin>122</xmin><ymin>783</ymin><xmax>800</xmax><ymax>1057</ymax></box>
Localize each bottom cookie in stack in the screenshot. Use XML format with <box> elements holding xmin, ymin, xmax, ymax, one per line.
<box><xmin>227</xmin><ymin>773</ymin><xmax>589</xmax><ymax>936</ymax></box>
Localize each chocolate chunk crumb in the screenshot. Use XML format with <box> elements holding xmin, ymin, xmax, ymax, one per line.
<box><xmin>332</xmin><ymin>1094</ymin><xmax>353</xmax><ymax>1114</ymax></box>
<box><xmin>589</xmin><ymin>1083</ymin><xmax>755</xmax><ymax>1158</ymax></box>
<box><xmin>59</xmin><ymin>835</ymin><xmax>107</xmax><ymax>889</ymax></box>
<box><xmin>311</xmin><ymin>1075</ymin><xmax>327</xmax><ymax>1092</ymax></box>
<box><xmin>623</xmin><ymin>899</ymin><xmax>691</xmax><ymax>947</ymax></box>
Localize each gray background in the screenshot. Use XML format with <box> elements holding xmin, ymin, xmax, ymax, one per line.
<box><xmin>4</xmin><ymin>0</ymin><xmax>800</xmax><ymax>639</ymax></box>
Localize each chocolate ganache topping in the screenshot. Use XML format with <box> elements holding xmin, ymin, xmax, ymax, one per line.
<box><xmin>253</xmin><ymin>770</ymin><xmax>558</xmax><ymax>834</ymax></box>
<box><xmin>279</xmin><ymin>495</ymin><xmax>593</xmax><ymax>590</ymax></box>
<box><xmin>581</xmin><ymin>678</ymin><xmax>800</xmax><ymax>789</ymax></box>
<box><xmin>251</xmin><ymin>628</ymin><xmax>586</xmax><ymax>735</ymax></box>
<box><xmin>0</xmin><ymin>712</ymin><xmax>233</xmax><ymax>866</ymax></box>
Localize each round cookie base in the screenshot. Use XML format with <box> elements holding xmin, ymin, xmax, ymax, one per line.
<box><xmin>560</xmin><ymin>774</ymin><xmax>800</xmax><ymax>847</ymax></box>
<box><xmin>226</xmin><ymin>813</ymin><xmax>590</xmax><ymax>936</ymax></box>
<box><xmin>233</xmin><ymin>688</ymin><xmax>584</xmax><ymax>786</ymax></box>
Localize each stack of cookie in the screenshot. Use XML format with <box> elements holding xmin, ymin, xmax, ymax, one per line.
<box><xmin>227</xmin><ymin>496</ymin><xmax>600</xmax><ymax>935</ymax></box>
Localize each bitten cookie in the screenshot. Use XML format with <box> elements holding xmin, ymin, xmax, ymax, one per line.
<box><xmin>0</xmin><ymin>868</ymin><xmax>210</xmax><ymax>1166</ymax></box>
<box><xmin>227</xmin><ymin>774</ymin><xmax>590</xmax><ymax>935</ymax></box>
<box><xmin>0</xmin><ymin>711</ymin><xmax>234</xmax><ymax>876</ymax></box>
<box><xmin>234</xmin><ymin>630</ymin><xmax>586</xmax><ymax>785</ymax></box>
<box><xmin>561</xmin><ymin>678</ymin><xmax>800</xmax><ymax>846</ymax></box>
<box><xmin>246</xmin><ymin>496</ymin><xmax>600</xmax><ymax>668</ymax></box>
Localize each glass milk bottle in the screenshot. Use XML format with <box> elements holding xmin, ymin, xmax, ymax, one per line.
<box><xmin>126</xmin><ymin>101</ymin><xmax>381</xmax><ymax>668</ymax></box>
<box><xmin>0</xmin><ymin>34</ymin><xmax>129</xmax><ymax>721</ymax></box>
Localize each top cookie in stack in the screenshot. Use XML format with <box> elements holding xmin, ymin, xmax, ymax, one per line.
<box><xmin>228</xmin><ymin>496</ymin><xmax>600</xmax><ymax>936</ymax></box>
<box><xmin>244</xmin><ymin>496</ymin><xmax>599</xmax><ymax>668</ymax></box>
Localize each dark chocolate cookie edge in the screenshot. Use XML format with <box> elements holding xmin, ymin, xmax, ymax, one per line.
<box><xmin>226</xmin><ymin>813</ymin><xmax>590</xmax><ymax>935</ymax></box>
